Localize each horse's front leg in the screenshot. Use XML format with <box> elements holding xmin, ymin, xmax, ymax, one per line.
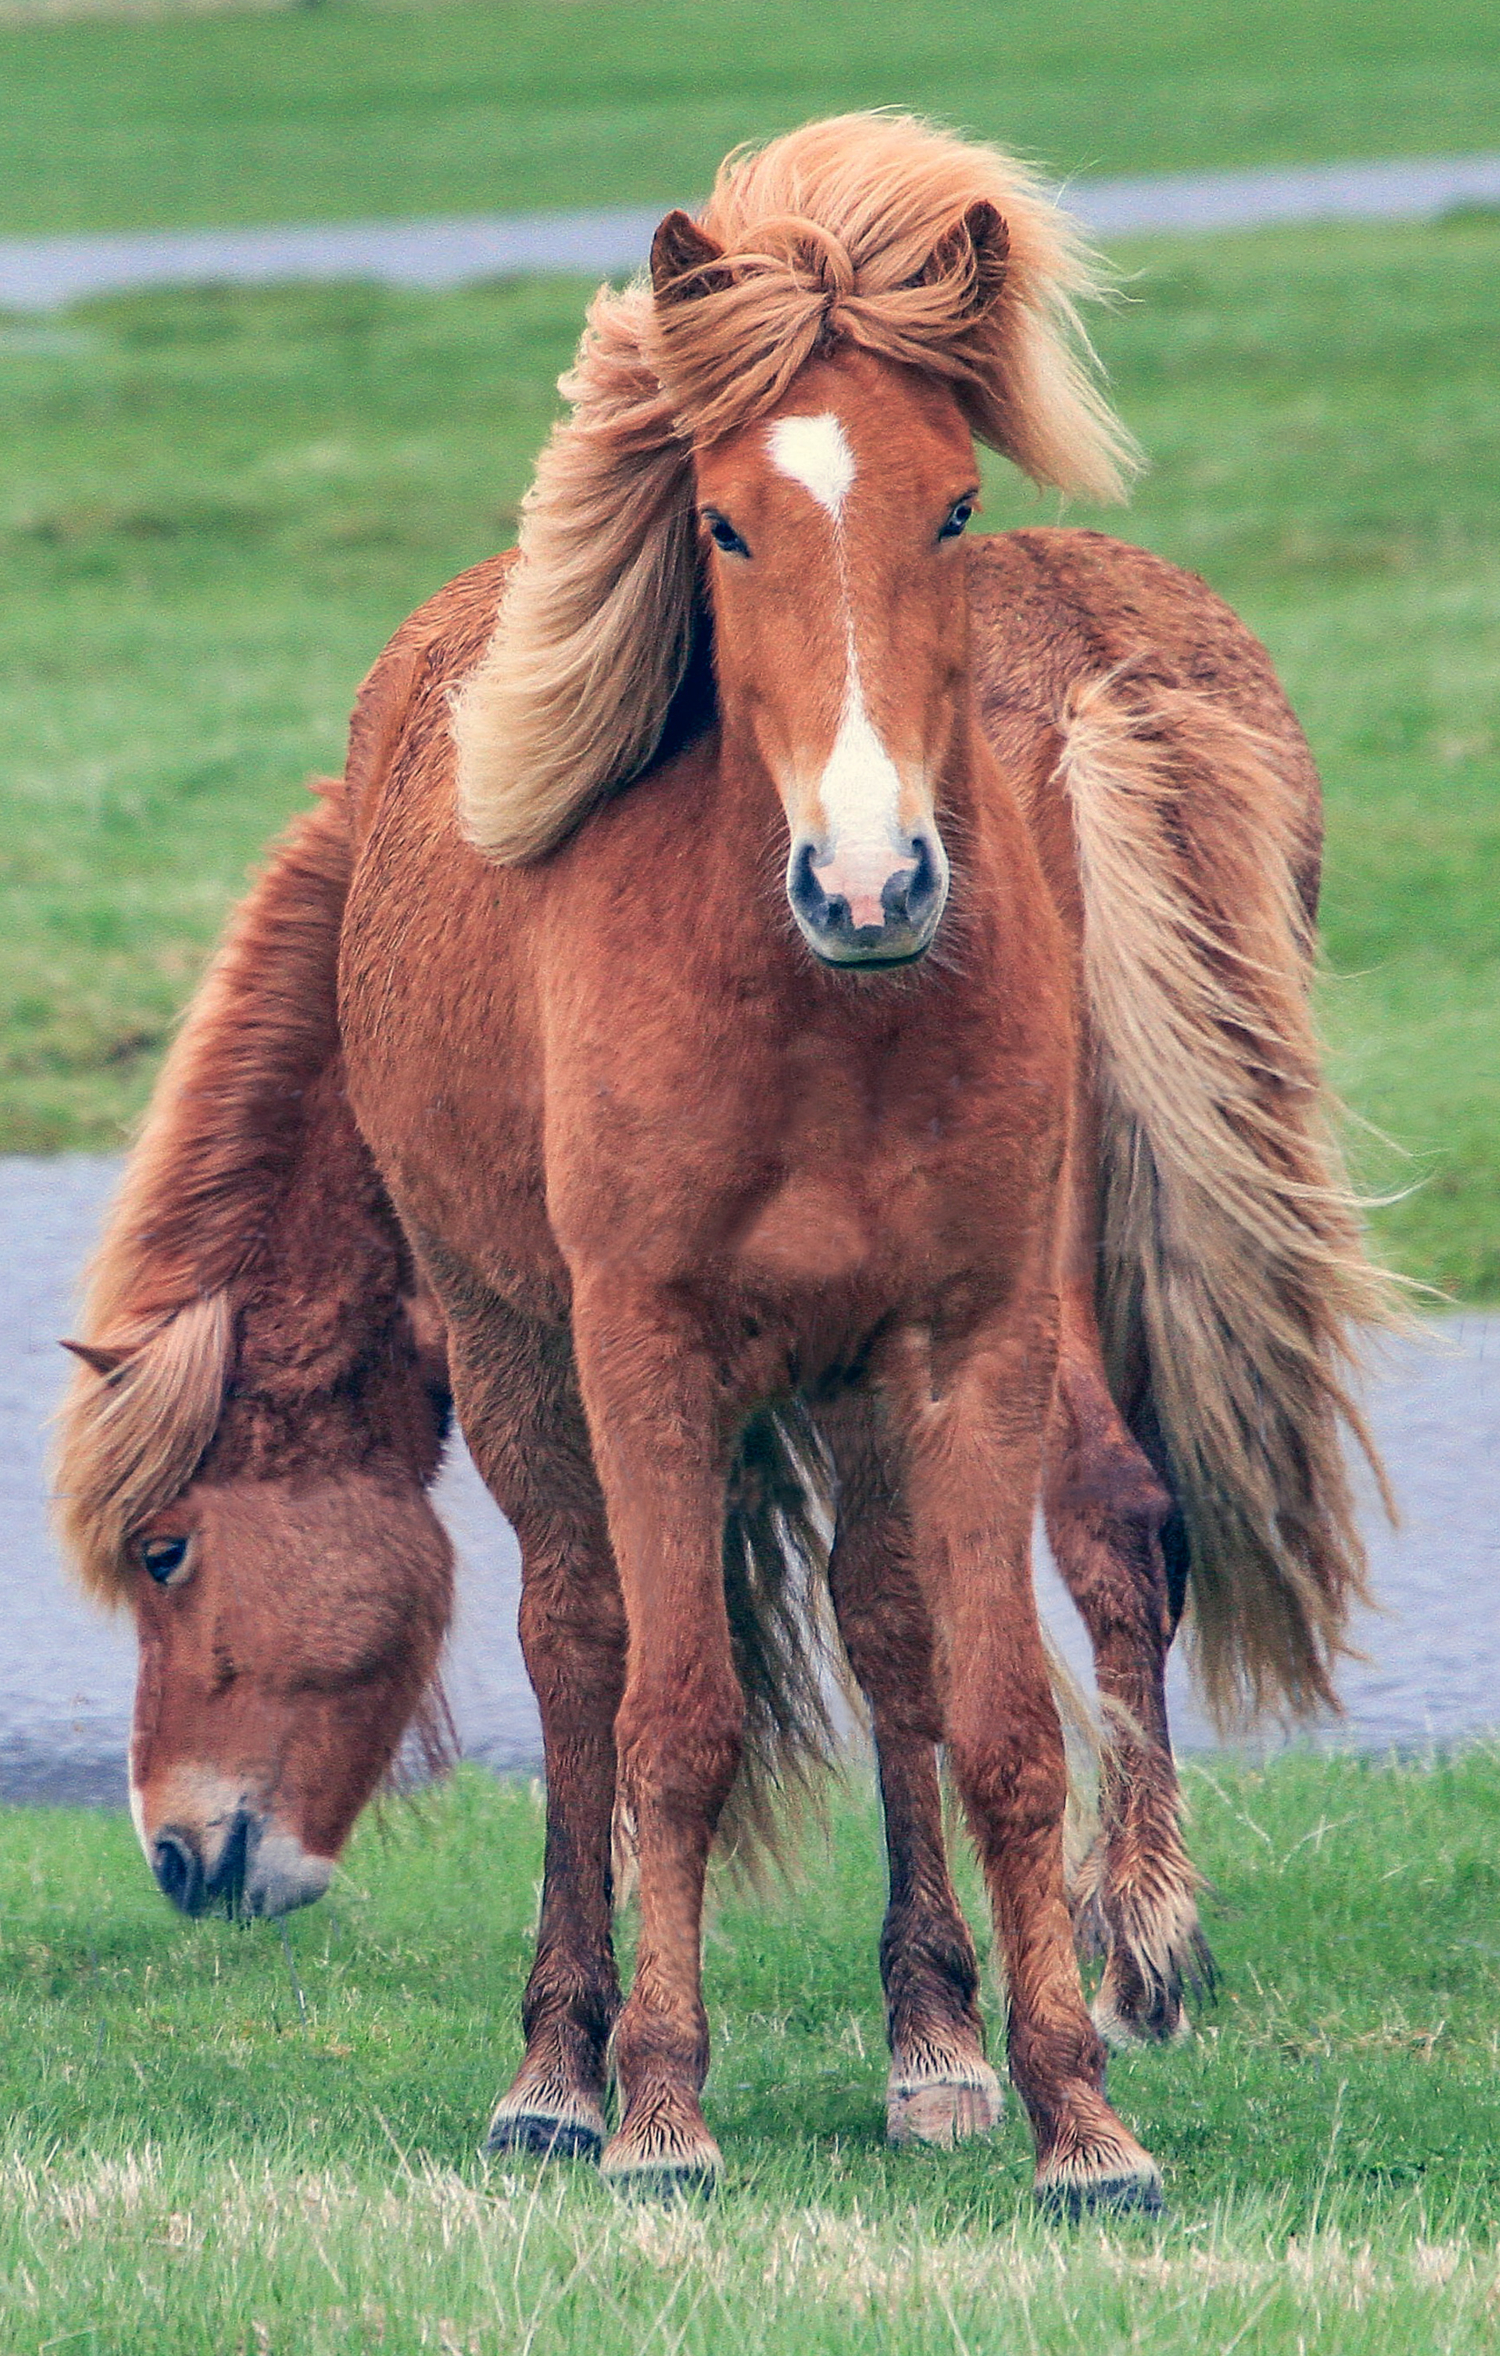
<box><xmin>570</xmin><ymin>1280</ymin><xmax>743</xmax><ymax>2195</ymax></box>
<box><xmin>889</xmin><ymin>1306</ymin><xmax>1163</xmax><ymax>2216</ymax></box>
<box><xmin>819</xmin><ymin>1392</ymin><xmax>1003</xmax><ymax>2149</ymax></box>
<box><xmin>442</xmin><ymin>1291</ymin><xmax>626</xmax><ymax>2163</ymax></box>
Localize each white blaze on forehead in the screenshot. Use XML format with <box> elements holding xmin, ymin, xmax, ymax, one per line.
<box><xmin>767</xmin><ymin>412</ymin><xmax>856</xmax><ymax>518</ymax></box>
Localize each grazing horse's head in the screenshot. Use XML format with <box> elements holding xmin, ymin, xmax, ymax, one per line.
<box><xmin>686</xmin><ymin>344</ymin><xmax>974</xmax><ymax>967</ymax></box>
<box><xmin>120</xmin><ymin>1458</ymin><xmax>452</xmax><ymax>1919</ymax></box>
<box><xmin>53</xmin><ymin>793</ymin><xmax>457</xmax><ymax>1922</ymax></box>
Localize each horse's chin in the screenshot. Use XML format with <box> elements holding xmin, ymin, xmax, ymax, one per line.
<box><xmin>800</xmin><ymin>928</ymin><xmax>937</xmax><ymax>972</ymax></box>
<box><xmin>241</xmin><ymin>1828</ymin><xmax>334</xmax><ymax>1918</ymax></box>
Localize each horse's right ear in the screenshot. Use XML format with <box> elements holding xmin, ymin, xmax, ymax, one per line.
<box><xmin>61</xmin><ymin>1338</ymin><xmax>130</xmax><ymax>1378</ymax></box>
<box><xmin>651</xmin><ymin>210</ymin><xmax>730</xmax><ymax>303</ymax></box>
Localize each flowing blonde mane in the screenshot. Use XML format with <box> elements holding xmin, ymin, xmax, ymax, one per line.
<box><xmin>453</xmin><ymin>112</ymin><xmax>1136</xmax><ymax>865</ymax></box>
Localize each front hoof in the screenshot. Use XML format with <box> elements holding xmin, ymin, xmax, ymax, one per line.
<box><xmin>1035</xmin><ymin>2149</ymin><xmax>1164</xmax><ymax>2222</ymax></box>
<box><xmin>485</xmin><ymin>2090</ymin><xmax>606</xmax><ymax>2165</ymax></box>
<box><xmin>601</xmin><ymin>2155</ymin><xmax>721</xmax><ymax>2203</ymax></box>
<box><xmin>886</xmin><ymin>2064</ymin><xmax>1003</xmax><ymax>2150</ymax></box>
<box><xmin>601</xmin><ymin>2108</ymin><xmax>723</xmax><ymax>2201</ymax></box>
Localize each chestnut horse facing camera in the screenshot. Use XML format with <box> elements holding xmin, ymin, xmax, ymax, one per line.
<box><xmin>56</xmin><ymin>115</ymin><xmax>1400</xmax><ymax>2211</ymax></box>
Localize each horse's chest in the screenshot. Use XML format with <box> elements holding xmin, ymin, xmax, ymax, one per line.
<box><xmin>551</xmin><ymin>1011</ymin><xmax>1063</xmax><ymax>1328</ymax></box>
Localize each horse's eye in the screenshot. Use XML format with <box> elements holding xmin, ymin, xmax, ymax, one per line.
<box><xmin>938</xmin><ymin>500</ymin><xmax>974</xmax><ymax>541</ymax></box>
<box><xmin>705</xmin><ymin>511</ymin><xmax>750</xmax><ymax>558</ymax></box>
<box><xmin>140</xmin><ymin>1534</ymin><xmax>192</xmax><ymax>1586</ymax></box>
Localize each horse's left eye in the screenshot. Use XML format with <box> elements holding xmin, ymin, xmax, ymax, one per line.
<box><xmin>938</xmin><ymin>501</ymin><xmax>974</xmax><ymax>541</ymax></box>
<box><xmin>140</xmin><ymin>1534</ymin><xmax>192</xmax><ymax>1585</ymax></box>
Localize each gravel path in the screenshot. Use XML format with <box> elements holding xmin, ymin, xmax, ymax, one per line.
<box><xmin>4</xmin><ymin>1157</ymin><xmax>1497</xmax><ymax>1802</ymax></box>
<box><xmin>2</xmin><ymin>155</ymin><xmax>1497</xmax><ymax>310</ymax></box>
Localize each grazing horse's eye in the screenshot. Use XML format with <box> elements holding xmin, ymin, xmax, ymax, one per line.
<box><xmin>140</xmin><ymin>1533</ymin><xmax>193</xmax><ymax>1586</ymax></box>
<box><xmin>938</xmin><ymin>500</ymin><xmax>975</xmax><ymax>541</ymax></box>
<box><xmin>704</xmin><ymin>511</ymin><xmax>750</xmax><ymax>559</ymax></box>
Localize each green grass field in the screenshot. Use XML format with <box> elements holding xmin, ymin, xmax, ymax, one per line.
<box><xmin>2</xmin><ymin>0</ymin><xmax>1498</xmax><ymax>235</ymax></box>
<box><xmin>3</xmin><ymin>212</ymin><xmax>1497</xmax><ymax>1287</ymax></box>
<box><xmin>2</xmin><ymin>1753</ymin><xmax>1499</xmax><ymax>2352</ymax></box>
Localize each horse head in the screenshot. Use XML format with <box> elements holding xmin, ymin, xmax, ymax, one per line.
<box><xmin>692</xmin><ymin>355</ymin><xmax>971</xmax><ymax>966</ymax></box>
<box><xmin>121</xmin><ymin>1457</ymin><xmax>452</xmax><ymax>1919</ymax></box>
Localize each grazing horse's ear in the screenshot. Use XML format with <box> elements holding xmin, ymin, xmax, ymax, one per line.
<box><xmin>651</xmin><ymin>210</ymin><xmax>731</xmax><ymax>303</ymax></box>
<box><xmin>61</xmin><ymin>1338</ymin><xmax>131</xmax><ymax>1379</ymax></box>
<box><xmin>919</xmin><ymin>198</ymin><xmax>1011</xmax><ymax>314</ymax></box>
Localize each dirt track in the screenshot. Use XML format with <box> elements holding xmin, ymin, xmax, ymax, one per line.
<box><xmin>2</xmin><ymin>156</ymin><xmax>1498</xmax><ymax>309</ymax></box>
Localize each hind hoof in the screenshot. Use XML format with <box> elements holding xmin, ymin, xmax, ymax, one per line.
<box><xmin>886</xmin><ymin>2065</ymin><xmax>1003</xmax><ymax>2149</ymax></box>
<box><xmin>1091</xmin><ymin>1986</ymin><xmax>1194</xmax><ymax>2052</ymax></box>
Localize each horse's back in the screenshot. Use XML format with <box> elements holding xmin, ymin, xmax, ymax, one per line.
<box><xmin>970</xmin><ymin>528</ymin><xmax>1323</xmax><ymax>912</ymax></box>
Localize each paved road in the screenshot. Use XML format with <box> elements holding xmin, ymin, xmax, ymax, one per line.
<box><xmin>4</xmin><ymin>1157</ymin><xmax>1496</xmax><ymax>1803</ymax></box>
<box><xmin>2</xmin><ymin>156</ymin><xmax>1497</xmax><ymax>310</ymax></box>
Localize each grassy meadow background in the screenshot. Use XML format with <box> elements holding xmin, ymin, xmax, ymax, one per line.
<box><xmin>4</xmin><ymin>1754</ymin><xmax>1500</xmax><ymax>2353</ymax></box>
<box><xmin>2</xmin><ymin>3</ymin><xmax>1499</xmax><ymax>2350</ymax></box>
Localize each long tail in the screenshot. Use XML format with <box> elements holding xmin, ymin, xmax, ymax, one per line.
<box><xmin>713</xmin><ymin>1399</ymin><xmax>850</xmax><ymax>1878</ymax></box>
<box><xmin>1056</xmin><ymin>672</ymin><xmax>1409</xmax><ymax>1729</ymax></box>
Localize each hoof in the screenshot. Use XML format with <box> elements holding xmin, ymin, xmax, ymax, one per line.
<box><xmin>1091</xmin><ymin>1985</ymin><xmax>1194</xmax><ymax>2053</ymax></box>
<box><xmin>1035</xmin><ymin>2155</ymin><xmax>1164</xmax><ymax>2222</ymax></box>
<box><xmin>886</xmin><ymin>2064</ymin><xmax>1004</xmax><ymax>2150</ymax></box>
<box><xmin>485</xmin><ymin>2091</ymin><xmax>606</xmax><ymax>2164</ymax></box>
<box><xmin>601</xmin><ymin>2157</ymin><xmax>721</xmax><ymax>2203</ymax></box>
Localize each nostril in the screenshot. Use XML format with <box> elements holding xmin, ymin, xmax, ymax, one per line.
<box><xmin>207</xmin><ymin>1811</ymin><xmax>252</xmax><ymax>1917</ymax></box>
<box><xmin>787</xmin><ymin>840</ymin><xmax>827</xmax><ymax>925</ymax></box>
<box><xmin>152</xmin><ymin>1830</ymin><xmax>204</xmax><ymax>1916</ymax></box>
<box><xmin>881</xmin><ymin>863</ymin><xmax>914</xmax><ymax>925</ymax></box>
<box><xmin>905</xmin><ymin>832</ymin><xmax>939</xmax><ymax>913</ymax></box>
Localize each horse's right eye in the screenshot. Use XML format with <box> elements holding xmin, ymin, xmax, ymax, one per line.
<box><xmin>140</xmin><ymin>1534</ymin><xmax>192</xmax><ymax>1586</ymax></box>
<box><xmin>704</xmin><ymin>511</ymin><xmax>750</xmax><ymax>558</ymax></box>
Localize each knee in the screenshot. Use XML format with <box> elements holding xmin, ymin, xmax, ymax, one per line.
<box><xmin>616</xmin><ymin>1662</ymin><xmax>744</xmax><ymax>1810</ymax></box>
<box><xmin>948</xmin><ymin>1717</ymin><xmax>1067</xmax><ymax>1850</ymax></box>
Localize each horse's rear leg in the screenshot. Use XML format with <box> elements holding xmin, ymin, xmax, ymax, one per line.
<box><xmin>444</xmin><ymin>1293</ymin><xmax>626</xmax><ymax>2163</ymax></box>
<box><xmin>570</xmin><ymin>1281</ymin><xmax>744</xmax><ymax>2195</ymax></box>
<box><xmin>890</xmin><ymin>1309</ymin><xmax>1161</xmax><ymax>2215</ymax></box>
<box><xmin>1044</xmin><ymin>1288</ymin><xmax>1212</xmax><ymax>2048</ymax></box>
<box><xmin>820</xmin><ymin>1395</ymin><xmax>1001</xmax><ymax>2149</ymax></box>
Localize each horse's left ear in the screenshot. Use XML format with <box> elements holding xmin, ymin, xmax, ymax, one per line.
<box><xmin>651</xmin><ymin>210</ymin><xmax>731</xmax><ymax>303</ymax></box>
<box><xmin>922</xmin><ymin>198</ymin><xmax>1010</xmax><ymax>313</ymax></box>
<box><xmin>61</xmin><ymin>1337</ymin><xmax>130</xmax><ymax>1378</ymax></box>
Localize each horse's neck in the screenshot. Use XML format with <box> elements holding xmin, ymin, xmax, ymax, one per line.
<box><xmin>204</xmin><ymin>1059</ymin><xmax>445</xmax><ymax>1487</ymax></box>
<box><xmin>235</xmin><ymin>1059</ymin><xmax>412</xmax><ymax>1392</ymax></box>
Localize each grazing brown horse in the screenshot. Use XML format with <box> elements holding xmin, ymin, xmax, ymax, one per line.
<box><xmin>56</xmin><ymin>792</ymin><xmax>456</xmax><ymax>1919</ymax></box>
<box><xmin>57</xmin><ymin>115</ymin><xmax>1397</xmax><ymax>2210</ymax></box>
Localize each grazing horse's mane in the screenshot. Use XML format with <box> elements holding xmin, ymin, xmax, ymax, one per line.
<box><xmin>453</xmin><ymin>112</ymin><xmax>1136</xmax><ymax>865</ymax></box>
<box><xmin>53</xmin><ymin>791</ymin><xmax>354</xmax><ymax>1602</ymax></box>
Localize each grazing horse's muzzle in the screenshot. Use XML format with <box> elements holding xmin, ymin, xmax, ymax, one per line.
<box><xmin>148</xmin><ymin>1807</ymin><xmax>331</xmax><ymax>1920</ymax></box>
<box><xmin>787</xmin><ymin>825</ymin><xmax>949</xmax><ymax>966</ymax></box>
